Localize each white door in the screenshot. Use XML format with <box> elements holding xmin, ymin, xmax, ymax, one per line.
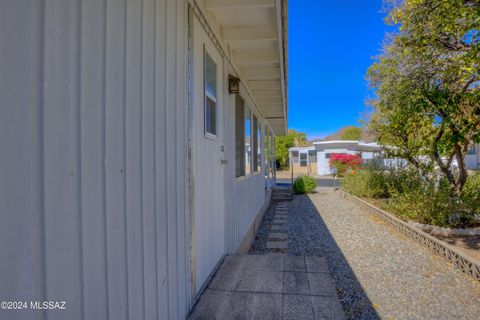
<box><xmin>191</xmin><ymin>16</ymin><xmax>226</xmax><ymax>294</ymax></box>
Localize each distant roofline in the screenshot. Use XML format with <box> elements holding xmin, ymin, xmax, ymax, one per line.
<box><xmin>313</xmin><ymin>140</ymin><xmax>377</xmax><ymax>145</ymax></box>
<box><xmin>289</xmin><ymin>146</ymin><xmax>316</xmax><ymax>151</ymax></box>
<box><xmin>289</xmin><ymin>141</ymin><xmax>383</xmax><ymax>152</ymax></box>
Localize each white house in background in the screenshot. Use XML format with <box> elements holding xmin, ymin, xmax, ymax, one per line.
<box><xmin>290</xmin><ymin>141</ymin><xmax>480</xmax><ymax>176</ymax></box>
<box><xmin>1</xmin><ymin>1</ymin><xmax>287</xmax><ymax>319</ymax></box>
<box><xmin>289</xmin><ymin>146</ymin><xmax>318</xmax><ymax>175</ymax></box>
<box><xmin>466</xmin><ymin>144</ymin><xmax>480</xmax><ymax>170</ymax></box>
<box><xmin>315</xmin><ymin>140</ymin><xmax>383</xmax><ymax>175</ymax></box>
<box><xmin>290</xmin><ymin>141</ymin><xmax>383</xmax><ymax>176</ymax></box>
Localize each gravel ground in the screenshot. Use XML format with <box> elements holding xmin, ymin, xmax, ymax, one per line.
<box><xmin>307</xmin><ymin>188</ymin><xmax>480</xmax><ymax>320</ymax></box>
<box><xmin>250</xmin><ymin>188</ymin><xmax>480</xmax><ymax>319</ymax></box>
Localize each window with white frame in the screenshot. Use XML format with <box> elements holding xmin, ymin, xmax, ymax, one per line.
<box><xmin>204</xmin><ymin>49</ymin><xmax>217</xmax><ymax>136</ymax></box>
<box><xmin>300</xmin><ymin>153</ymin><xmax>308</xmax><ymax>167</ymax></box>
<box><xmin>291</xmin><ymin>151</ymin><xmax>299</xmax><ymax>163</ymax></box>
<box><xmin>264</xmin><ymin>127</ymin><xmax>270</xmax><ymax>178</ymax></box>
<box><xmin>245</xmin><ymin>106</ymin><xmax>251</xmax><ymax>175</ymax></box>
<box><xmin>272</xmin><ymin>134</ymin><xmax>276</xmax><ymax>178</ymax></box>
<box><xmin>252</xmin><ymin>115</ymin><xmax>261</xmax><ymax>173</ymax></box>
<box><xmin>257</xmin><ymin>119</ymin><xmax>261</xmax><ymax>172</ymax></box>
<box><xmin>235</xmin><ymin>95</ymin><xmax>245</xmax><ymax>178</ymax></box>
<box><xmin>252</xmin><ymin>115</ymin><xmax>258</xmax><ymax>172</ymax></box>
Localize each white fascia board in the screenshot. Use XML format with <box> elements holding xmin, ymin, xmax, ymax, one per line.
<box><xmin>275</xmin><ymin>0</ymin><xmax>287</xmax><ymax>134</ymax></box>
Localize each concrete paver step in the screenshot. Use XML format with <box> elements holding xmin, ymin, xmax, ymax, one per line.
<box><xmin>266</xmin><ymin>241</ymin><xmax>287</xmax><ymax>249</ymax></box>
<box><xmin>188</xmin><ymin>254</ymin><xmax>345</xmax><ymax>320</ymax></box>
<box><xmin>268</xmin><ymin>232</ymin><xmax>287</xmax><ymax>240</ymax></box>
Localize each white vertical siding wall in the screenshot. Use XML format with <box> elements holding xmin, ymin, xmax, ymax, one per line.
<box><xmin>224</xmin><ymin>68</ymin><xmax>270</xmax><ymax>252</ymax></box>
<box><xmin>0</xmin><ymin>0</ymin><xmax>189</xmax><ymax>319</ymax></box>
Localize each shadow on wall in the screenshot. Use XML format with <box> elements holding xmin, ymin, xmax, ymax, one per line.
<box><xmin>289</xmin><ymin>194</ymin><xmax>381</xmax><ymax>320</ymax></box>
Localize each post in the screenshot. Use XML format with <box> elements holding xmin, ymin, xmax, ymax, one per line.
<box><xmin>290</xmin><ymin>155</ymin><xmax>294</xmax><ymax>190</ymax></box>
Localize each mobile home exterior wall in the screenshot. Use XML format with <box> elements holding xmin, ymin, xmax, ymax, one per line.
<box><xmin>1</xmin><ymin>1</ymin><xmax>189</xmax><ymax>319</ymax></box>
<box><xmin>224</xmin><ymin>77</ymin><xmax>272</xmax><ymax>254</ymax></box>
<box><xmin>1</xmin><ymin>1</ymin><xmax>287</xmax><ymax>319</ymax></box>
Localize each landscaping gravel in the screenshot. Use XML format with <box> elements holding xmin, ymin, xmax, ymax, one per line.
<box><xmin>249</xmin><ymin>202</ymin><xmax>280</xmax><ymax>254</ymax></box>
<box><xmin>307</xmin><ymin>188</ymin><xmax>480</xmax><ymax>320</ymax></box>
<box><xmin>250</xmin><ymin>188</ymin><xmax>480</xmax><ymax>319</ymax></box>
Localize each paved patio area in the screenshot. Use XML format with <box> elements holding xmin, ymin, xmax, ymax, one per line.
<box><xmin>188</xmin><ymin>254</ymin><xmax>346</xmax><ymax>320</ymax></box>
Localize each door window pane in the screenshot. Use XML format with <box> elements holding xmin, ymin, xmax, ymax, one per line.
<box><xmin>204</xmin><ymin>49</ymin><xmax>217</xmax><ymax>136</ymax></box>
<box><xmin>205</xmin><ymin>96</ymin><xmax>216</xmax><ymax>135</ymax></box>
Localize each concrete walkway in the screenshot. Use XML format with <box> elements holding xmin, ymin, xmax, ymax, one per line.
<box><xmin>188</xmin><ymin>254</ymin><xmax>346</xmax><ymax>320</ymax></box>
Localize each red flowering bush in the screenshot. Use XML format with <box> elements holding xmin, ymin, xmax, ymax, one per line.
<box><xmin>329</xmin><ymin>153</ymin><xmax>361</xmax><ymax>176</ymax></box>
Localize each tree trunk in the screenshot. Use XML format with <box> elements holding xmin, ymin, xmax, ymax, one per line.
<box><xmin>432</xmin><ymin>125</ymin><xmax>458</xmax><ymax>191</ymax></box>
<box><xmin>454</xmin><ymin>143</ymin><xmax>469</xmax><ymax>194</ymax></box>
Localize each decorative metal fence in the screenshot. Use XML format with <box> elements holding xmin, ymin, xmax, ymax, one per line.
<box><xmin>342</xmin><ymin>191</ymin><xmax>480</xmax><ymax>282</ymax></box>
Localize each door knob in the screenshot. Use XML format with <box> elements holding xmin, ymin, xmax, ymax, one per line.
<box><xmin>221</xmin><ymin>159</ymin><xmax>229</xmax><ymax>165</ymax></box>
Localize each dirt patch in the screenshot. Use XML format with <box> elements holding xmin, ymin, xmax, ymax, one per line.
<box><xmin>434</xmin><ymin>235</ymin><xmax>480</xmax><ymax>261</ymax></box>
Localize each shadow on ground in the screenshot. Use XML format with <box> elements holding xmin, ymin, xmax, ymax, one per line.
<box><xmin>250</xmin><ymin>192</ymin><xmax>380</xmax><ymax>320</ymax></box>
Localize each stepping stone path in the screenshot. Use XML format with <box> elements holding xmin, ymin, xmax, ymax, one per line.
<box><xmin>266</xmin><ymin>201</ymin><xmax>289</xmax><ymax>252</ymax></box>
<box><xmin>188</xmin><ymin>255</ymin><xmax>346</xmax><ymax>320</ymax></box>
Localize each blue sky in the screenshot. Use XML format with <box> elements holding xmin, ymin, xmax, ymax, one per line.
<box><xmin>288</xmin><ymin>0</ymin><xmax>391</xmax><ymax>140</ymax></box>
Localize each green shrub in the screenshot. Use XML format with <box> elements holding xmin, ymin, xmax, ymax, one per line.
<box><xmin>387</xmin><ymin>178</ymin><xmax>455</xmax><ymax>227</ymax></box>
<box><xmin>293</xmin><ymin>175</ymin><xmax>317</xmax><ymax>194</ymax></box>
<box><xmin>387</xmin><ymin>176</ymin><xmax>477</xmax><ymax>228</ymax></box>
<box><xmin>461</xmin><ymin>171</ymin><xmax>480</xmax><ymax>215</ymax></box>
<box><xmin>342</xmin><ymin>168</ymin><xmax>388</xmax><ymax>198</ymax></box>
<box><xmin>343</xmin><ymin>165</ymin><xmax>478</xmax><ymax>228</ymax></box>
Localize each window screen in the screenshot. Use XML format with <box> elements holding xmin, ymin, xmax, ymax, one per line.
<box><xmin>235</xmin><ymin>95</ymin><xmax>245</xmax><ymax>178</ymax></box>
<box><xmin>245</xmin><ymin>106</ymin><xmax>251</xmax><ymax>175</ymax></box>
<box><xmin>300</xmin><ymin>153</ymin><xmax>308</xmax><ymax>167</ymax></box>
<box><xmin>252</xmin><ymin>115</ymin><xmax>258</xmax><ymax>172</ymax></box>
<box><xmin>467</xmin><ymin>145</ymin><xmax>476</xmax><ymax>155</ymax></box>
<box><xmin>257</xmin><ymin>119</ymin><xmax>261</xmax><ymax>172</ymax></box>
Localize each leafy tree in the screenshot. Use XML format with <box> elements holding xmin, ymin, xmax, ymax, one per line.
<box><xmin>340</xmin><ymin>127</ymin><xmax>362</xmax><ymax>140</ymax></box>
<box><xmin>275</xmin><ymin>130</ymin><xmax>308</xmax><ymax>169</ymax></box>
<box><xmin>288</xmin><ymin>129</ymin><xmax>308</xmax><ymax>147</ymax></box>
<box><xmin>367</xmin><ymin>0</ymin><xmax>480</xmax><ymax>196</ymax></box>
